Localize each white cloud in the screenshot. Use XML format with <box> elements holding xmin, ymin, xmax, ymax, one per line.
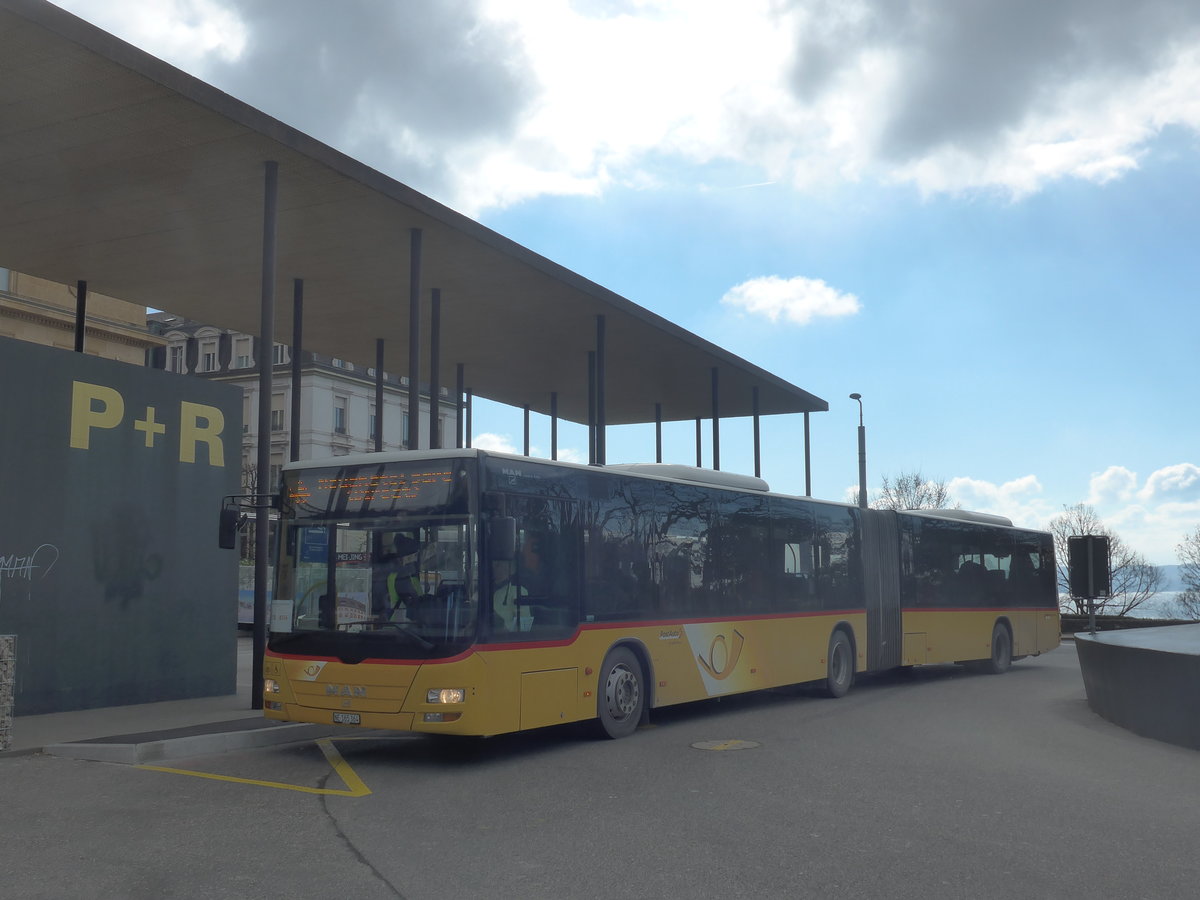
<box><xmin>56</xmin><ymin>0</ymin><xmax>246</xmax><ymax>66</ymax></box>
<box><xmin>556</xmin><ymin>447</ymin><xmax>588</xmax><ymax>465</ymax></box>
<box><xmin>1049</xmin><ymin>463</ymin><xmax>1200</xmax><ymax>564</ymax></box>
<box><xmin>1086</xmin><ymin>466</ymin><xmax>1139</xmax><ymax>505</ymax></box>
<box><xmin>52</xmin><ymin>0</ymin><xmax>1200</xmax><ymax>211</ymax></box>
<box><xmin>947</xmin><ymin>474</ymin><xmax>1052</xmax><ymax>529</ymax></box>
<box><xmin>720</xmin><ymin>275</ymin><xmax>861</xmax><ymax>326</ymax></box>
<box><xmin>471</xmin><ymin>432</ymin><xmax>519</xmax><ymax>454</ymax></box>
<box><xmin>1139</xmin><ymin>462</ymin><xmax>1200</xmax><ymax>500</ymax></box>
<box><xmin>468</xmin><ymin>434</ymin><xmax>587</xmax><ymax>464</ymax></box>
<box><xmin>859</xmin><ymin>466</ymin><xmax>1196</xmax><ymax>564</ymax></box>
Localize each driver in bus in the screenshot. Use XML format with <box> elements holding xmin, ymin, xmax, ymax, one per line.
<box><xmin>375</xmin><ymin>533</ymin><xmax>422</xmax><ymax>622</ymax></box>
<box><xmin>491</xmin><ymin>560</ymin><xmax>528</xmax><ymax>633</ymax></box>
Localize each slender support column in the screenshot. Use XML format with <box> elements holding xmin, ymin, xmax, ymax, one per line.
<box><xmin>752</xmin><ymin>387</ymin><xmax>761</xmax><ymax>479</ymax></box>
<box><xmin>587</xmin><ymin>351</ymin><xmax>597</xmax><ymax>465</ymax></box>
<box><xmin>456</xmin><ymin>364</ymin><xmax>465</xmax><ymax>449</ymax></box>
<box><xmin>290</xmin><ymin>279</ymin><xmax>303</xmax><ymax>462</ymax></box>
<box><xmin>253</xmin><ymin>160</ymin><xmax>279</xmax><ymax>711</ymax></box>
<box><xmin>550</xmin><ymin>392</ymin><xmax>559</xmax><ymax>460</ymax></box>
<box><xmin>655</xmin><ymin>403</ymin><xmax>663</xmax><ymax>464</ymax></box>
<box><xmin>595</xmin><ymin>315</ymin><xmax>607</xmax><ymax>466</ymax></box>
<box><xmin>857</xmin><ymin>424</ymin><xmax>868</xmax><ymax>508</ymax></box>
<box><xmin>429</xmin><ymin>288</ymin><xmax>441</xmax><ymax>449</ymax></box>
<box><xmin>853</xmin><ymin>395</ymin><xmax>868</xmax><ymax>510</ymax></box>
<box><xmin>74</xmin><ymin>280</ymin><xmax>87</xmax><ymax>352</ymax></box>
<box><xmin>695</xmin><ymin>418</ymin><xmax>702</xmax><ymax>468</ymax></box>
<box><xmin>407</xmin><ymin>229</ymin><xmax>422</xmax><ymax>449</ymax></box>
<box><xmin>523</xmin><ymin>405</ymin><xmax>531</xmax><ymax>456</ymax></box>
<box><xmin>375</xmin><ymin>339</ymin><xmax>385</xmax><ymax>451</ymax></box>
<box><xmin>465</xmin><ymin>388</ymin><xmax>473</xmax><ymax>448</ymax></box>
<box><xmin>804</xmin><ymin>412</ymin><xmax>812</xmax><ymax>496</ymax></box>
<box><xmin>711</xmin><ymin>367</ymin><xmax>720</xmax><ymax>471</ymax></box>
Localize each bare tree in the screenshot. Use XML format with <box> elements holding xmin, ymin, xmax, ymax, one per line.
<box><xmin>871</xmin><ymin>471</ymin><xmax>959</xmax><ymax>511</ymax></box>
<box><xmin>1048</xmin><ymin>504</ymin><xmax>1162</xmax><ymax>616</ymax></box>
<box><xmin>242</xmin><ymin>462</ymin><xmax>259</xmax><ymax>495</ymax></box>
<box><xmin>1175</xmin><ymin>525</ymin><xmax>1200</xmax><ymax>619</ymax></box>
<box><xmin>237</xmin><ymin>463</ymin><xmax>259</xmax><ymax>564</ymax></box>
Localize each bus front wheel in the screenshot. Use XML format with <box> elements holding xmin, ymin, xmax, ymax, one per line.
<box><xmin>596</xmin><ymin>647</ymin><xmax>644</xmax><ymax>739</ymax></box>
<box><xmin>979</xmin><ymin>623</ymin><xmax>1012</xmax><ymax>675</ymax></box>
<box><xmin>825</xmin><ymin>630</ymin><xmax>854</xmax><ymax>698</ymax></box>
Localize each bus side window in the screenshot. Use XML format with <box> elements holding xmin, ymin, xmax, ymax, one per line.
<box><xmin>782</xmin><ymin>541</ymin><xmax>815</xmax><ymax>608</ymax></box>
<box><xmin>501</xmin><ymin>497</ymin><xmax>581</xmax><ymax>639</ymax></box>
<box><xmin>771</xmin><ymin>498</ymin><xmax>817</xmax><ymax>612</ymax></box>
<box><xmin>583</xmin><ymin>476</ymin><xmax>658</xmax><ymax>622</ymax></box>
<box><xmin>713</xmin><ymin>489</ymin><xmax>772</xmax><ymax>615</ymax></box>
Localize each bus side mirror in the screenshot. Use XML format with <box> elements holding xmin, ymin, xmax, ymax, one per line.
<box><xmin>487</xmin><ymin>517</ymin><xmax>517</xmax><ymax>562</ymax></box>
<box><xmin>218</xmin><ymin>508</ymin><xmax>243</xmax><ymax>550</ymax></box>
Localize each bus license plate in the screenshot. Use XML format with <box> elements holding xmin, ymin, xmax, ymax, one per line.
<box><xmin>332</xmin><ymin>712</ymin><xmax>361</xmax><ymax>725</ymax></box>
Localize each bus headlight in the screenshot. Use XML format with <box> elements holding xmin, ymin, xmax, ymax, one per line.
<box><xmin>427</xmin><ymin>688</ymin><xmax>465</xmax><ymax>704</ymax></box>
<box><xmin>264</xmin><ymin>678</ymin><xmax>281</xmax><ymax>694</ymax></box>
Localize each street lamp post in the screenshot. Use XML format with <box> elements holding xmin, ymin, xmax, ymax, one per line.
<box><xmin>850</xmin><ymin>393</ymin><xmax>867</xmax><ymax>509</ymax></box>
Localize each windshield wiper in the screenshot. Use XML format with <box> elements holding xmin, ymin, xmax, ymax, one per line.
<box><xmin>340</xmin><ymin>619</ymin><xmax>435</xmax><ymax>650</ymax></box>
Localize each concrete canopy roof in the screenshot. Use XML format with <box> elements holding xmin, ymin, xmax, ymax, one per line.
<box><xmin>0</xmin><ymin>0</ymin><xmax>827</xmax><ymax>427</ymax></box>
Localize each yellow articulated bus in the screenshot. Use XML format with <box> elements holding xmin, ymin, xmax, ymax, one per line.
<box><xmin>258</xmin><ymin>449</ymin><xmax>1059</xmax><ymax>739</ymax></box>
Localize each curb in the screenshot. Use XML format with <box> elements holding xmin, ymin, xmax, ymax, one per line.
<box><xmin>43</xmin><ymin>722</ymin><xmax>344</xmax><ymax>765</ymax></box>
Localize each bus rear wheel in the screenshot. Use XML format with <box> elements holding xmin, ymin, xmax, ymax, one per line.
<box><xmin>596</xmin><ymin>647</ymin><xmax>644</xmax><ymax>739</ymax></box>
<box><xmin>825</xmin><ymin>630</ymin><xmax>854</xmax><ymax>698</ymax></box>
<box><xmin>979</xmin><ymin>623</ymin><xmax>1012</xmax><ymax>675</ymax></box>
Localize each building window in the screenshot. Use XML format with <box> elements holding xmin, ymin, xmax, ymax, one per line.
<box><xmin>234</xmin><ymin>337</ymin><xmax>252</xmax><ymax>369</ymax></box>
<box><xmin>273</xmin><ymin>344</ymin><xmax>289</xmax><ymax>366</ymax></box>
<box><xmin>334</xmin><ymin>397</ymin><xmax>347</xmax><ymax>434</ymax></box>
<box><xmin>168</xmin><ymin>344</ymin><xmax>184</xmax><ymax>374</ymax></box>
<box><xmin>0</xmin><ymin>267</ymin><xmax>9</xmax><ymax>292</ymax></box>
<box><xmin>271</xmin><ymin>393</ymin><xmax>285</xmax><ymax>431</ymax></box>
<box><xmin>200</xmin><ymin>340</ymin><xmax>218</xmax><ymax>372</ymax></box>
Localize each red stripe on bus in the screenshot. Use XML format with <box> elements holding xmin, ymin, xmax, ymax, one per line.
<box><xmin>267</xmin><ymin>609</ymin><xmax>870</xmax><ymax>664</ymax></box>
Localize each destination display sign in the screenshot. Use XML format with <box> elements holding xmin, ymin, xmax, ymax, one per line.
<box><xmin>285</xmin><ymin>460</ymin><xmax>468</xmax><ymax>518</ymax></box>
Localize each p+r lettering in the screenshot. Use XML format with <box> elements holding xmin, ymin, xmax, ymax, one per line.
<box><xmin>69</xmin><ymin>380</ymin><xmax>226</xmax><ymax>467</ymax></box>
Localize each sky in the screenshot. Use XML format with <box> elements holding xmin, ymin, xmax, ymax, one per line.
<box><xmin>51</xmin><ymin>0</ymin><xmax>1200</xmax><ymax>565</ymax></box>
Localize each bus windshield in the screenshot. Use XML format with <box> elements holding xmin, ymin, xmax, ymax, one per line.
<box><xmin>269</xmin><ymin>459</ymin><xmax>477</xmax><ymax>661</ymax></box>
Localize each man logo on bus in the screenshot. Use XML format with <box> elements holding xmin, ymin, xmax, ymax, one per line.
<box><xmin>698</xmin><ymin>629</ymin><xmax>745</xmax><ymax>680</ymax></box>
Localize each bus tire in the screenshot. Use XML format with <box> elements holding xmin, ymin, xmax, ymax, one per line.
<box><xmin>980</xmin><ymin>622</ymin><xmax>1013</xmax><ymax>675</ymax></box>
<box><xmin>596</xmin><ymin>647</ymin><xmax>644</xmax><ymax>739</ymax></box>
<box><xmin>825</xmin><ymin>630</ymin><xmax>854</xmax><ymax>698</ymax></box>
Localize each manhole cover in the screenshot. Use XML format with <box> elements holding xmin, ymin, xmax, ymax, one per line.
<box><xmin>690</xmin><ymin>739</ymin><xmax>760</xmax><ymax>751</ymax></box>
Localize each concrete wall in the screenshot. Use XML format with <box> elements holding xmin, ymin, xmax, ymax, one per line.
<box><xmin>0</xmin><ymin>337</ymin><xmax>241</xmax><ymax>714</ymax></box>
<box><xmin>1075</xmin><ymin>625</ymin><xmax>1200</xmax><ymax>751</ymax></box>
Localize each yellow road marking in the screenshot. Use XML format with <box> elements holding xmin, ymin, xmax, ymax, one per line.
<box><xmin>137</xmin><ymin>738</ymin><xmax>372</xmax><ymax>797</ymax></box>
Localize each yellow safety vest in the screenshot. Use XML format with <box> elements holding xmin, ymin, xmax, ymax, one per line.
<box><xmin>387</xmin><ymin>573</ymin><xmax>421</xmax><ymax>605</ymax></box>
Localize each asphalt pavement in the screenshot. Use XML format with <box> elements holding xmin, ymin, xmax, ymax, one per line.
<box><xmin>4</xmin><ymin>640</ymin><xmax>1197</xmax><ymax>900</ymax></box>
